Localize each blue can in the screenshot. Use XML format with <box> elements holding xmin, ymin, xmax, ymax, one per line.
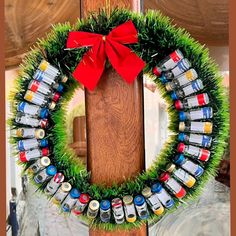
<box><xmin>34</xmin><ymin>165</ymin><xmax>57</xmax><ymax>184</ymax></box>
<box><xmin>100</xmin><ymin>200</ymin><xmax>111</xmax><ymax>222</ymax></box>
<box><xmin>62</xmin><ymin>188</ymin><xmax>81</xmax><ymax>212</ymax></box>
<box><xmin>151</xmin><ymin>183</ymin><xmax>174</xmax><ymax>209</ymax></box>
<box><xmin>17</xmin><ymin>138</ymin><xmax>48</xmax><ymax>151</ymax></box>
<box><xmin>134</xmin><ymin>195</ymin><xmax>149</xmax><ymax>220</ymax></box>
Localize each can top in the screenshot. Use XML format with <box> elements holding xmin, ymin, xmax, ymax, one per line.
<box><xmin>52</xmin><ymin>92</ymin><xmax>60</xmax><ymax>102</ymax></box>
<box><xmin>159</xmin><ymin>74</ymin><xmax>168</xmax><ymax>84</ymax></box>
<box><xmin>171</xmin><ymin>91</ymin><xmax>178</xmax><ymax>101</ymax></box>
<box><xmin>179</xmin><ymin>111</ymin><xmax>186</xmax><ymax>121</ymax></box>
<box><xmin>142</xmin><ymin>187</ymin><xmax>152</xmax><ymax>198</ymax></box>
<box><xmin>134</xmin><ymin>195</ymin><xmax>145</xmax><ymax>206</ymax></box>
<box><xmin>153</xmin><ymin>66</ymin><xmax>162</xmax><ymax>77</ymax></box>
<box><xmin>70</xmin><ymin>188</ymin><xmax>80</xmax><ymax>198</ymax></box>
<box><xmin>166</xmin><ymin>163</ymin><xmax>176</xmax><ymax>173</ymax></box>
<box><xmin>40</xmin><ymin>119</ymin><xmax>48</xmax><ymax>129</ymax></box>
<box><xmin>151</xmin><ymin>183</ymin><xmax>162</xmax><ymax>193</ymax></box>
<box><xmin>123</xmin><ymin>195</ymin><xmax>133</xmax><ymax>205</ymax></box>
<box><xmin>111</xmin><ymin>198</ymin><xmax>122</xmax><ymax>207</ymax></box>
<box><xmin>165</xmin><ymin>83</ymin><xmax>172</xmax><ymax>92</ymax></box>
<box><xmin>159</xmin><ymin>172</ymin><xmax>170</xmax><ymax>182</ymax></box>
<box><xmin>177</xmin><ymin>143</ymin><xmax>186</xmax><ymax>153</ymax></box>
<box><xmin>173</xmin><ymin>154</ymin><xmax>186</xmax><ymax>166</ymax></box>
<box><xmin>46</xmin><ymin>165</ymin><xmax>57</xmax><ymax>176</ymax></box>
<box><xmin>40</xmin><ymin>156</ymin><xmax>51</xmax><ymax>167</ymax></box>
<box><xmin>100</xmin><ymin>200</ymin><xmax>111</xmax><ymax>210</ymax></box>
<box><xmin>79</xmin><ymin>193</ymin><xmax>90</xmax><ymax>204</ymax></box>
<box><xmin>89</xmin><ymin>200</ymin><xmax>100</xmax><ymax>211</ymax></box>
<box><xmin>40</xmin><ymin>108</ymin><xmax>49</xmax><ymax>119</ymax></box>
<box><xmin>179</xmin><ymin>122</ymin><xmax>185</xmax><ymax>132</ymax></box>
<box><xmin>56</xmin><ymin>84</ymin><xmax>64</xmax><ymax>93</ymax></box>
<box><xmin>39</xmin><ymin>60</ymin><xmax>49</xmax><ymax>71</ymax></box>
<box><xmin>61</xmin><ymin>75</ymin><xmax>68</xmax><ymax>83</ymax></box>
<box><xmin>40</xmin><ymin>139</ymin><xmax>48</xmax><ymax>148</ymax></box>
<box><xmin>175</xmin><ymin>100</ymin><xmax>183</xmax><ymax>110</ymax></box>
<box><xmin>178</xmin><ymin>133</ymin><xmax>186</xmax><ymax>142</ymax></box>
<box><xmin>35</xmin><ymin>129</ymin><xmax>45</xmax><ymax>139</ymax></box>
<box><xmin>61</xmin><ymin>182</ymin><xmax>72</xmax><ymax>192</ymax></box>
<box><xmin>53</xmin><ymin>173</ymin><xmax>65</xmax><ymax>183</ymax></box>
<box><xmin>49</xmin><ymin>102</ymin><xmax>56</xmax><ymax>110</ymax></box>
<box><xmin>42</xmin><ymin>147</ymin><xmax>49</xmax><ymax>156</ymax></box>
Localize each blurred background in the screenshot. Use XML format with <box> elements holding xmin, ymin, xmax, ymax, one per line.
<box><xmin>5</xmin><ymin>0</ymin><xmax>229</xmax><ymax>235</ymax></box>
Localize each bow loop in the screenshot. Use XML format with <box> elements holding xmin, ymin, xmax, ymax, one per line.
<box><xmin>66</xmin><ymin>20</ymin><xmax>145</xmax><ymax>91</ymax></box>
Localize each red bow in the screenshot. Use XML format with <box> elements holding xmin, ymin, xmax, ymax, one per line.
<box><xmin>66</xmin><ymin>20</ymin><xmax>146</xmax><ymax>91</ymax></box>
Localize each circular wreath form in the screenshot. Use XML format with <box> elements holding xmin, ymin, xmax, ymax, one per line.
<box><xmin>10</xmin><ymin>9</ymin><xmax>229</xmax><ymax>230</ymax></box>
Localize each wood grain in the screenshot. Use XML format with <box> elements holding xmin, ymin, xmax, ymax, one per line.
<box><xmin>82</xmin><ymin>1</ymin><xmax>146</xmax><ymax>235</ymax></box>
<box><xmin>85</xmin><ymin>67</ymin><xmax>144</xmax><ymax>185</ymax></box>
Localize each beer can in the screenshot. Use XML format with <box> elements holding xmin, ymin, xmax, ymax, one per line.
<box><xmin>61</xmin><ymin>188</ymin><xmax>80</xmax><ymax>212</ymax></box>
<box><xmin>44</xmin><ymin>173</ymin><xmax>65</xmax><ymax>195</ymax></box>
<box><xmin>17</xmin><ymin>101</ymin><xmax>49</xmax><ymax>119</ymax></box>
<box><xmin>151</xmin><ymin>183</ymin><xmax>175</xmax><ymax>209</ymax></box>
<box><xmin>123</xmin><ymin>195</ymin><xmax>137</xmax><ymax>223</ymax></box>
<box><xmin>142</xmin><ymin>187</ymin><xmax>164</xmax><ymax>215</ymax></box>
<box><xmin>52</xmin><ymin>182</ymin><xmax>72</xmax><ymax>204</ymax></box>
<box><xmin>111</xmin><ymin>198</ymin><xmax>125</xmax><ymax>224</ymax></box>
<box><xmin>17</xmin><ymin>138</ymin><xmax>48</xmax><ymax>151</ymax></box>
<box><xmin>87</xmin><ymin>200</ymin><xmax>100</xmax><ymax>219</ymax></box>
<box><xmin>19</xmin><ymin>147</ymin><xmax>49</xmax><ymax>162</ymax></box>
<box><xmin>134</xmin><ymin>195</ymin><xmax>149</xmax><ymax>220</ymax></box>
<box><xmin>11</xmin><ymin>128</ymin><xmax>45</xmax><ymax>139</ymax></box>
<box><xmin>72</xmin><ymin>193</ymin><xmax>90</xmax><ymax>215</ymax></box>
<box><xmin>28</xmin><ymin>156</ymin><xmax>51</xmax><ymax>174</ymax></box>
<box><xmin>34</xmin><ymin>165</ymin><xmax>57</xmax><ymax>184</ymax></box>
<box><xmin>100</xmin><ymin>200</ymin><xmax>111</xmax><ymax>223</ymax></box>
<box><xmin>15</xmin><ymin>113</ymin><xmax>48</xmax><ymax>128</ymax></box>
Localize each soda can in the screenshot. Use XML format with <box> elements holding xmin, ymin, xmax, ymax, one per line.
<box><xmin>142</xmin><ymin>187</ymin><xmax>164</xmax><ymax>215</ymax></box>
<box><xmin>178</xmin><ymin>133</ymin><xmax>212</xmax><ymax>148</ymax></box>
<box><xmin>17</xmin><ymin>101</ymin><xmax>49</xmax><ymax>119</ymax></box>
<box><xmin>179</xmin><ymin>121</ymin><xmax>213</xmax><ymax>134</ymax></box>
<box><xmin>28</xmin><ymin>156</ymin><xmax>51</xmax><ymax>174</ymax></box>
<box><xmin>179</xmin><ymin>107</ymin><xmax>213</xmax><ymax>121</ymax></box>
<box><xmin>100</xmin><ymin>200</ymin><xmax>111</xmax><ymax>223</ymax></box>
<box><xmin>153</xmin><ymin>49</ymin><xmax>184</xmax><ymax>76</ymax></box>
<box><xmin>159</xmin><ymin>172</ymin><xmax>186</xmax><ymax>199</ymax></box>
<box><xmin>72</xmin><ymin>193</ymin><xmax>90</xmax><ymax>215</ymax></box>
<box><xmin>17</xmin><ymin>138</ymin><xmax>48</xmax><ymax>151</ymax></box>
<box><xmin>174</xmin><ymin>154</ymin><xmax>204</xmax><ymax>178</ymax></box>
<box><xmin>44</xmin><ymin>173</ymin><xmax>65</xmax><ymax>195</ymax></box>
<box><xmin>134</xmin><ymin>195</ymin><xmax>149</xmax><ymax>220</ymax></box>
<box><xmin>111</xmin><ymin>198</ymin><xmax>125</xmax><ymax>224</ymax></box>
<box><xmin>123</xmin><ymin>195</ymin><xmax>137</xmax><ymax>223</ymax></box>
<box><xmin>15</xmin><ymin>113</ymin><xmax>48</xmax><ymax>128</ymax></box>
<box><xmin>24</xmin><ymin>90</ymin><xmax>56</xmax><ymax>110</ymax></box>
<box><xmin>151</xmin><ymin>183</ymin><xmax>175</xmax><ymax>209</ymax></box>
<box><xmin>87</xmin><ymin>200</ymin><xmax>100</xmax><ymax>219</ymax></box>
<box><xmin>166</xmin><ymin>163</ymin><xmax>196</xmax><ymax>188</ymax></box>
<box><xmin>34</xmin><ymin>165</ymin><xmax>57</xmax><ymax>184</ymax></box>
<box><xmin>52</xmin><ymin>182</ymin><xmax>72</xmax><ymax>204</ymax></box>
<box><xmin>19</xmin><ymin>147</ymin><xmax>49</xmax><ymax>162</ymax></box>
<box><xmin>177</xmin><ymin>142</ymin><xmax>211</xmax><ymax>162</ymax></box>
<box><xmin>34</xmin><ymin>69</ymin><xmax>68</xmax><ymax>86</ymax></box>
<box><xmin>38</xmin><ymin>60</ymin><xmax>60</xmax><ymax>77</ymax></box>
<box><xmin>61</xmin><ymin>188</ymin><xmax>80</xmax><ymax>212</ymax></box>
<box><xmin>11</xmin><ymin>128</ymin><xmax>45</xmax><ymax>139</ymax></box>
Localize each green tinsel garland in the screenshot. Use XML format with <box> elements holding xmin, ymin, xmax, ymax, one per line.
<box><xmin>9</xmin><ymin>9</ymin><xmax>229</xmax><ymax>231</ymax></box>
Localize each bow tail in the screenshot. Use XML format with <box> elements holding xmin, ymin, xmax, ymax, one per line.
<box><xmin>105</xmin><ymin>40</ymin><xmax>145</xmax><ymax>83</ymax></box>
<box><xmin>72</xmin><ymin>41</ymin><xmax>106</xmax><ymax>91</ymax></box>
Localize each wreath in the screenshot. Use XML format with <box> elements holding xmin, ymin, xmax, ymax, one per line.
<box><xmin>9</xmin><ymin>9</ymin><xmax>229</xmax><ymax>231</ymax></box>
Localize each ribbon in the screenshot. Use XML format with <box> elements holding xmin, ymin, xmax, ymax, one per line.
<box><xmin>66</xmin><ymin>20</ymin><xmax>146</xmax><ymax>91</ymax></box>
